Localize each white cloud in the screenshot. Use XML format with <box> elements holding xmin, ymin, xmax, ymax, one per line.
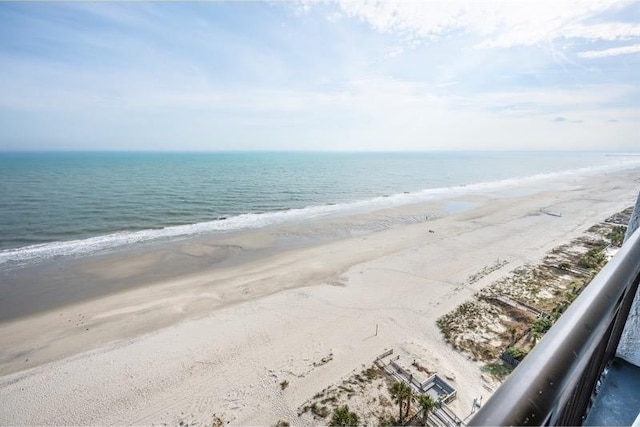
<box><xmin>2</xmin><ymin>49</ymin><xmax>634</xmax><ymax>122</ymax></box>
<box><xmin>3</xmin><ymin>69</ymin><xmax>639</xmax><ymax>150</ymax></box>
<box><xmin>2</xmin><ymin>1</ymin><xmax>639</xmax><ymax>151</ymax></box>
<box><xmin>578</xmin><ymin>43</ymin><xmax>640</xmax><ymax>58</ymax></box>
<box><xmin>470</xmin><ymin>85</ymin><xmax>637</xmax><ymax>109</ymax></box>
<box><xmin>332</xmin><ymin>0</ymin><xmax>640</xmax><ymax>48</ymax></box>
<box><xmin>563</xmin><ymin>23</ymin><xmax>640</xmax><ymax>41</ymax></box>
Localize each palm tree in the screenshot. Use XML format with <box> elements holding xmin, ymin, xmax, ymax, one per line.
<box><xmin>417</xmin><ymin>394</ymin><xmax>436</xmax><ymax>425</ymax></box>
<box><xmin>389</xmin><ymin>382</ymin><xmax>405</xmax><ymax>423</ymax></box>
<box><xmin>389</xmin><ymin>381</ymin><xmax>413</xmax><ymax>424</ymax></box>
<box><xmin>329</xmin><ymin>405</ymin><xmax>358</xmax><ymax>427</ymax></box>
<box><xmin>389</xmin><ymin>381</ymin><xmax>412</xmax><ymax>424</ymax></box>
<box><xmin>404</xmin><ymin>386</ymin><xmax>413</xmax><ymax>421</ymax></box>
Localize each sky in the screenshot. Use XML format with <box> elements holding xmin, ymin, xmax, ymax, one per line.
<box><xmin>0</xmin><ymin>1</ymin><xmax>639</xmax><ymax>151</ymax></box>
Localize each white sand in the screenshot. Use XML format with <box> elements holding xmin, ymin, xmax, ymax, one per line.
<box><xmin>1</xmin><ymin>166</ymin><xmax>639</xmax><ymax>425</ymax></box>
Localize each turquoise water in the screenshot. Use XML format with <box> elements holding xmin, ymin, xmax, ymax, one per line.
<box><xmin>0</xmin><ymin>151</ymin><xmax>636</xmax><ymax>266</ymax></box>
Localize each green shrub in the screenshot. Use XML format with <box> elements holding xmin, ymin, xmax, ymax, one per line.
<box><xmin>329</xmin><ymin>405</ymin><xmax>358</xmax><ymax>426</ymax></box>
<box><xmin>532</xmin><ymin>317</ymin><xmax>553</xmax><ymax>334</ymax></box>
<box><xmin>482</xmin><ymin>362</ymin><xmax>514</xmax><ymax>381</ymax></box>
<box><xmin>607</xmin><ymin>226</ymin><xmax>626</xmax><ymax>246</ymax></box>
<box><xmin>558</xmin><ymin>262</ymin><xmax>571</xmax><ymax>270</ymax></box>
<box><xmin>578</xmin><ymin>248</ymin><xmax>606</xmax><ymax>269</ymax></box>
<box><xmin>504</xmin><ymin>346</ymin><xmax>528</xmax><ymax>361</ymax></box>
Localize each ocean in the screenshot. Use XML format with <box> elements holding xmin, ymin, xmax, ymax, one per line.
<box><xmin>1</xmin><ymin>151</ymin><xmax>638</xmax><ymax>269</ymax></box>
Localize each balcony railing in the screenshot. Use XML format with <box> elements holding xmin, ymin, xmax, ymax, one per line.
<box><xmin>469</xmin><ymin>229</ymin><xmax>640</xmax><ymax>426</ymax></box>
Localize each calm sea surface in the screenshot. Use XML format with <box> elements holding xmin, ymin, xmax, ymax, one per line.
<box><xmin>0</xmin><ymin>151</ymin><xmax>636</xmax><ymax>266</ymax></box>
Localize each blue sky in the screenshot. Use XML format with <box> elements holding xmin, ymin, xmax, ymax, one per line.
<box><xmin>0</xmin><ymin>1</ymin><xmax>639</xmax><ymax>151</ymax></box>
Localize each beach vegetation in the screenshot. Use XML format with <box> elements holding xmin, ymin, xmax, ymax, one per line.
<box><xmin>321</xmin><ymin>395</ymin><xmax>338</xmax><ymax>405</ymax></box>
<box><xmin>532</xmin><ymin>317</ymin><xmax>552</xmax><ymax>335</ymax></box>
<box><xmin>377</xmin><ymin>415</ymin><xmax>397</xmax><ymax>426</ymax></box>
<box><xmin>311</xmin><ymin>403</ymin><xmax>330</xmax><ymax>418</ymax></box>
<box><xmin>504</xmin><ymin>346</ymin><xmax>527</xmax><ymax>361</ymax></box>
<box><xmin>379</xmin><ymin>395</ymin><xmax>392</xmax><ymax>407</ymax></box>
<box><xmin>329</xmin><ymin>405</ymin><xmax>359</xmax><ymax>427</ymax></box>
<box><xmin>363</xmin><ymin>367</ymin><xmax>379</xmax><ymax>381</ymax></box>
<box><xmin>551</xmin><ymin>301</ymin><xmax>570</xmax><ymax>320</ymax></box>
<box><xmin>417</xmin><ymin>394</ymin><xmax>437</xmax><ymax>425</ymax></box>
<box><xmin>437</xmin><ymin>211</ymin><xmax>630</xmax><ymax>373</ymax></box>
<box><xmin>578</xmin><ymin>248</ymin><xmax>606</xmax><ymax>269</ymax></box>
<box><xmin>467</xmin><ymin>259</ymin><xmax>509</xmax><ymax>284</ymax></box>
<box><xmin>389</xmin><ymin>381</ymin><xmax>412</xmax><ymax>424</ymax></box>
<box><xmin>532</xmin><ymin>330</ymin><xmax>543</xmax><ymax>344</ymax></box>
<box><xmin>482</xmin><ymin>362</ymin><xmax>514</xmax><ymax>381</ymax></box>
<box><xmin>298</xmin><ymin>364</ymin><xmax>396</xmax><ymax>425</ymax></box>
<box><xmin>603</xmin><ymin>207</ymin><xmax>635</xmax><ymax>227</ymax></box>
<box><xmin>313</xmin><ymin>352</ymin><xmax>334</xmax><ymax>367</ymax></box>
<box><xmin>508</xmin><ymin>326</ymin><xmax>517</xmax><ymax>345</ymax></box>
<box><xmin>280</xmin><ymin>379</ymin><xmax>289</xmax><ymax>390</ymax></box>
<box><xmin>607</xmin><ymin>226</ymin><xmax>626</xmax><ymax>246</ymax></box>
<box><xmin>274</xmin><ymin>420</ymin><xmax>290</xmax><ymax>427</ymax></box>
<box><xmin>558</xmin><ymin>261</ymin><xmax>571</xmax><ymax>271</ymax></box>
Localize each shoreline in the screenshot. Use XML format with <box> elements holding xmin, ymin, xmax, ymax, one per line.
<box><xmin>3</xmin><ymin>158</ymin><xmax>640</xmax><ymax>322</ymax></box>
<box><xmin>0</xmin><ymin>197</ymin><xmax>454</xmax><ymax>322</ymax></box>
<box><xmin>3</xmin><ymin>155</ymin><xmax>639</xmax><ymax>270</ymax></box>
<box><xmin>0</xmin><ymin>166</ymin><xmax>639</xmax><ymax>425</ymax></box>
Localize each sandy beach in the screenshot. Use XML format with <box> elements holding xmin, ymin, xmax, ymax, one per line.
<box><xmin>1</xmin><ymin>166</ymin><xmax>639</xmax><ymax>425</ymax></box>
